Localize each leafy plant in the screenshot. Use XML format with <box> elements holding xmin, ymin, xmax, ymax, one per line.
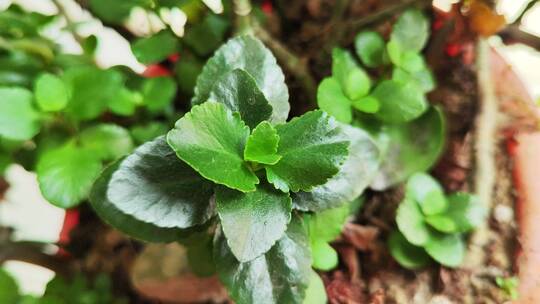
<box><xmin>317</xmin><ymin>8</ymin><xmax>443</xmax><ymax>190</ymax></box>
<box><xmin>389</xmin><ymin>173</ymin><xmax>486</xmax><ymax>269</ymax></box>
<box><xmin>90</xmin><ymin>34</ymin><xmax>380</xmax><ymax>304</ymax></box>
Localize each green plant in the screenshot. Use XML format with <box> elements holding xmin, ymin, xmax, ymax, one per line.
<box><xmin>495</xmin><ymin>276</ymin><xmax>519</xmax><ymax>300</ymax></box>
<box><xmin>90</xmin><ymin>35</ymin><xmax>380</xmax><ymax>304</ymax></box>
<box><xmin>317</xmin><ymin>8</ymin><xmax>444</xmax><ymax>191</ymax></box>
<box><xmin>389</xmin><ymin>173</ymin><xmax>486</xmax><ymax>269</ymax></box>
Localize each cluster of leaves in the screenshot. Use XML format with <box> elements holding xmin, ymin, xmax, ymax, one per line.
<box><xmin>317</xmin><ymin>8</ymin><xmax>445</xmax><ymax>191</ymax></box>
<box><xmin>389</xmin><ymin>173</ymin><xmax>486</xmax><ymax>269</ymax></box>
<box><xmin>90</xmin><ymin>35</ymin><xmax>381</xmax><ymax>304</ymax></box>
<box><xmin>0</xmin><ymin>3</ymin><xmax>233</xmax><ymax>209</ymax></box>
<box><xmin>0</xmin><ymin>269</ymin><xmax>124</xmax><ymax>304</ymax></box>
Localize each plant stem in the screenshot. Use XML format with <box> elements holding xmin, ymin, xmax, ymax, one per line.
<box><xmin>464</xmin><ymin>38</ymin><xmax>498</xmax><ymax>268</ymax></box>
<box><xmin>232</xmin><ymin>0</ymin><xmax>254</xmax><ymax>35</ymax></box>
<box><xmin>513</xmin><ymin>0</ymin><xmax>538</xmax><ymax>25</ymax></box>
<box><xmin>0</xmin><ymin>242</ymin><xmax>72</xmax><ymax>277</ymax></box>
<box><xmin>51</xmin><ymin>0</ymin><xmax>86</xmax><ymax>46</ymax></box>
<box><xmin>254</xmin><ymin>27</ymin><xmax>317</xmax><ymax>103</ymax></box>
<box><xmin>347</xmin><ymin>0</ymin><xmax>431</xmax><ymax>31</ymax></box>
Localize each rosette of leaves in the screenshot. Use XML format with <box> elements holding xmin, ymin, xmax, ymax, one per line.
<box><xmin>389</xmin><ymin>173</ymin><xmax>486</xmax><ymax>269</ymax></box>
<box><xmin>90</xmin><ymin>35</ymin><xmax>381</xmax><ymax>304</ymax></box>
<box><xmin>317</xmin><ymin>8</ymin><xmax>443</xmax><ymax>190</ymax></box>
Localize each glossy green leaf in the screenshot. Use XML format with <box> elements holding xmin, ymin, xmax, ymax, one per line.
<box><xmin>370</xmin><ymin>107</ymin><xmax>446</xmax><ymax>190</ymax></box>
<box><xmin>214</xmin><ymin>215</ymin><xmax>311</xmax><ymax>304</ymax></box>
<box><xmin>351</xmin><ymin>95</ymin><xmax>380</xmax><ymax>113</ymax></box>
<box><xmin>424</xmin><ymin>233</ymin><xmax>465</xmax><ymax>268</ymax></box>
<box><xmin>167</xmin><ymin>102</ymin><xmax>258</xmax><ymax>192</ymax></box>
<box><xmin>316</xmin><ymin>77</ymin><xmax>352</xmax><ymax>123</ymax></box>
<box><xmin>34</xmin><ymin>73</ymin><xmax>69</xmax><ymax>111</ymax></box>
<box><xmin>90</xmin><ymin>160</ymin><xmax>195</xmax><ymax>242</ymax></box>
<box><xmin>244</xmin><ymin>121</ymin><xmax>281</xmax><ymax>165</ymax></box>
<box><xmin>310</xmin><ymin>240</ymin><xmax>338</xmax><ymax>271</ymax></box>
<box><xmin>372</xmin><ymin>80</ymin><xmax>428</xmax><ymax>123</ymax></box>
<box><xmin>0</xmin><ymin>269</ymin><xmax>19</xmax><ymax>303</ymax></box>
<box><xmin>79</xmin><ymin>124</ymin><xmax>134</xmax><ymax>161</ymax></box>
<box><xmin>131</xmin><ymin>30</ymin><xmax>179</xmax><ymax>64</ymax></box>
<box><xmin>386</xmin><ymin>40</ymin><xmax>403</xmax><ymax>66</ymax></box>
<box><xmin>108</xmin><ymin>87</ymin><xmax>141</xmax><ymax>116</ymax></box>
<box><xmin>390</xmin><ymin>8</ymin><xmax>429</xmax><ymax>53</ymax></box>
<box><xmin>193</xmin><ymin>35</ymin><xmax>290</xmax><ymax>124</ymax></box>
<box><xmin>355</xmin><ymin>31</ymin><xmax>386</xmax><ymax>68</ymax></box>
<box><xmin>63</xmin><ymin>66</ymin><xmax>123</xmax><ymax>121</ymax></box>
<box><xmin>332</xmin><ymin>48</ymin><xmax>371</xmax><ymax>100</ymax></box>
<box><xmin>303</xmin><ymin>270</ymin><xmax>327</xmax><ymax>304</ymax></box>
<box><xmin>426</xmin><ymin>193</ymin><xmax>485</xmax><ymax>233</ymax></box>
<box><xmin>265</xmin><ymin>110</ymin><xmax>349</xmax><ymax>193</ymax></box>
<box><xmin>216</xmin><ymin>184</ymin><xmax>292</xmax><ymax>262</ymax></box>
<box><xmin>406</xmin><ymin>173</ymin><xmax>447</xmax><ymax>215</ymax></box>
<box><xmin>307</xmin><ymin>204</ymin><xmax>349</xmax><ymax>242</ymax></box>
<box><xmin>392</xmin><ymin>67</ymin><xmax>435</xmax><ymax>93</ymax></box>
<box><xmin>184</xmin><ymin>14</ymin><xmax>229</xmax><ymax>56</ymax></box>
<box><xmin>142</xmin><ymin>76</ymin><xmax>177</xmax><ymax>113</ymax></box>
<box><xmin>37</xmin><ymin>144</ymin><xmax>102</xmax><ymax>208</ymax></box>
<box><xmin>105</xmin><ymin>136</ymin><xmax>215</xmax><ymax>229</ymax></box>
<box><xmin>396</xmin><ymin>198</ymin><xmax>432</xmax><ymax>246</ymax></box>
<box><xmin>388</xmin><ymin>231</ymin><xmax>431</xmax><ymax>269</ymax></box>
<box><xmin>0</xmin><ymin>87</ymin><xmax>40</xmax><ymax>140</ymax></box>
<box><xmin>293</xmin><ymin>125</ymin><xmax>379</xmax><ymax>211</ymax></box>
<box><xmin>208</xmin><ymin>69</ymin><xmax>273</xmax><ymax>129</ymax></box>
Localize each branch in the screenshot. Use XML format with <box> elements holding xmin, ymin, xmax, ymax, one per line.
<box><xmin>347</xmin><ymin>0</ymin><xmax>432</xmax><ymax>32</ymax></box>
<box><xmin>51</xmin><ymin>0</ymin><xmax>85</xmax><ymax>45</ymax></box>
<box><xmin>464</xmin><ymin>38</ymin><xmax>498</xmax><ymax>268</ymax></box>
<box><xmin>0</xmin><ymin>242</ymin><xmax>73</xmax><ymax>277</ymax></box>
<box><xmin>499</xmin><ymin>25</ymin><xmax>540</xmax><ymax>51</ymax></box>
<box><xmin>513</xmin><ymin>0</ymin><xmax>538</xmax><ymax>25</ymax></box>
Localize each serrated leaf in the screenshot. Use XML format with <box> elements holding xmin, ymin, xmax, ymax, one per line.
<box><xmin>390</xmin><ymin>9</ymin><xmax>429</xmax><ymax>53</ymax></box>
<box><xmin>79</xmin><ymin>124</ymin><xmax>134</xmax><ymax>161</ymax></box>
<box><xmin>34</xmin><ymin>73</ymin><xmax>69</xmax><ymax>112</ymax></box>
<box><xmin>131</xmin><ymin>30</ymin><xmax>179</xmax><ymax>64</ymax></box>
<box><xmin>214</xmin><ymin>215</ymin><xmax>311</xmax><ymax>304</ymax></box>
<box><xmin>265</xmin><ymin>110</ymin><xmax>349</xmax><ymax>193</ymax></box>
<box><xmin>372</xmin><ymin>79</ymin><xmax>428</xmax><ymax>123</ymax></box>
<box><xmin>396</xmin><ymin>198</ymin><xmax>433</xmax><ymax>246</ymax></box>
<box><xmin>388</xmin><ymin>231</ymin><xmax>431</xmax><ymax>269</ymax></box>
<box><xmin>37</xmin><ymin>144</ymin><xmax>102</xmax><ymax>208</ymax></box>
<box><xmin>142</xmin><ymin>76</ymin><xmax>177</xmax><ymax>113</ymax></box>
<box><xmin>355</xmin><ymin>31</ymin><xmax>386</xmax><ymax>68</ymax></box>
<box><xmin>209</xmin><ymin>69</ymin><xmax>273</xmax><ymax>129</ymax></box>
<box><xmin>106</xmin><ymin>136</ymin><xmax>215</xmax><ymax>228</ymax></box>
<box><xmin>424</xmin><ymin>233</ymin><xmax>465</xmax><ymax>268</ymax></box>
<box><xmin>310</xmin><ymin>239</ymin><xmax>338</xmax><ymax>271</ymax></box>
<box><xmin>90</xmin><ymin>160</ymin><xmax>196</xmax><ymax>242</ymax></box>
<box><xmin>426</xmin><ymin>193</ymin><xmax>485</xmax><ymax>233</ymax></box>
<box><xmin>293</xmin><ymin>125</ymin><xmax>379</xmax><ymax>211</ymax></box>
<box><xmin>192</xmin><ymin>35</ymin><xmax>289</xmax><ymax>124</ymax></box>
<box><xmin>216</xmin><ymin>183</ymin><xmax>292</xmax><ymax>262</ymax></box>
<box><xmin>63</xmin><ymin>66</ymin><xmax>123</xmax><ymax>121</ymax></box>
<box><xmin>351</xmin><ymin>95</ymin><xmax>380</xmax><ymax>113</ymax></box>
<box><xmin>303</xmin><ymin>270</ymin><xmax>327</xmax><ymax>304</ymax></box>
<box><xmin>406</xmin><ymin>173</ymin><xmax>447</xmax><ymax>215</ymax></box>
<box><xmin>316</xmin><ymin>77</ymin><xmax>352</xmax><ymax>123</ymax></box>
<box><xmin>0</xmin><ymin>87</ymin><xmax>40</xmax><ymax>140</ymax></box>
<box><xmin>244</xmin><ymin>121</ymin><xmax>281</xmax><ymax>165</ymax></box>
<box><xmin>332</xmin><ymin>48</ymin><xmax>371</xmax><ymax>100</ymax></box>
<box><xmin>167</xmin><ymin>102</ymin><xmax>258</xmax><ymax>192</ymax></box>
<box><xmin>371</xmin><ymin>107</ymin><xmax>446</xmax><ymax>190</ymax></box>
